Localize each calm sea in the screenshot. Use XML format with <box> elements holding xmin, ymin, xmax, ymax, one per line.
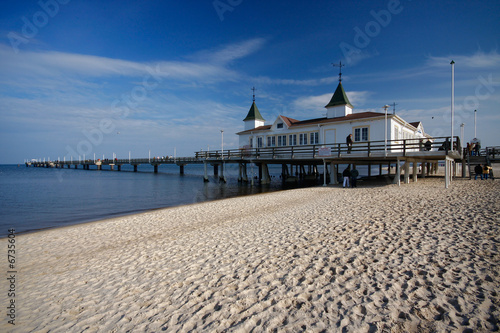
<box><xmin>0</xmin><ymin>163</ymin><xmax>319</xmax><ymax>236</ymax></box>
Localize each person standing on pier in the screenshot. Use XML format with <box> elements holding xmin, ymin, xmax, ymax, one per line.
<box><xmin>346</xmin><ymin>134</ymin><xmax>353</xmax><ymax>154</ymax></box>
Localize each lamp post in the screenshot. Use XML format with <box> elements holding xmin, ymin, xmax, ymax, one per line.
<box><xmin>474</xmin><ymin>109</ymin><xmax>477</xmax><ymax>138</ymax></box>
<box><xmin>451</xmin><ymin>60</ymin><xmax>455</xmax><ymax>146</ymax></box>
<box><xmin>383</xmin><ymin>104</ymin><xmax>390</xmax><ymax>156</ymax></box>
<box><xmin>221</xmin><ymin>129</ymin><xmax>226</xmax><ymax>182</ymax></box>
<box><xmin>220</xmin><ymin>130</ymin><xmax>224</xmax><ymax>159</ymax></box>
<box><xmin>460</xmin><ymin>123</ymin><xmax>465</xmax><ymax>149</ymax></box>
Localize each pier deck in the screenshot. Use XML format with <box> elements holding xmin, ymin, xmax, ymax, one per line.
<box><xmin>26</xmin><ymin>137</ymin><xmax>488</xmax><ymax>188</ymax></box>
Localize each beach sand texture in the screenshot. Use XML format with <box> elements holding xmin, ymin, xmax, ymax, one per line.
<box><xmin>1</xmin><ymin>178</ymin><xmax>499</xmax><ymax>332</ymax></box>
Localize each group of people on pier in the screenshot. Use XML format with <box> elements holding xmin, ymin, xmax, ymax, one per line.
<box><xmin>467</xmin><ymin>141</ymin><xmax>481</xmax><ymax>156</ymax></box>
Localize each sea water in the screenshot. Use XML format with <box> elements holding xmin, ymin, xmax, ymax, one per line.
<box><xmin>0</xmin><ymin>163</ymin><xmax>386</xmax><ymax>236</ymax></box>
<box><xmin>0</xmin><ymin>164</ymin><xmax>307</xmax><ymax>236</ymax></box>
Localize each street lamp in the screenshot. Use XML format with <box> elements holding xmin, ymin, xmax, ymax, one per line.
<box><xmin>474</xmin><ymin>109</ymin><xmax>477</xmax><ymax>138</ymax></box>
<box><xmin>383</xmin><ymin>104</ymin><xmax>390</xmax><ymax>156</ymax></box>
<box><xmin>460</xmin><ymin>123</ymin><xmax>465</xmax><ymax>148</ymax></box>
<box><xmin>220</xmin><ymin>129</ymin><xmax>226</xmax><ymax>182</ymax></box>
<box><xmin>451</xmin><ymin>60</ymin><xmax>455</xmax><ymax>146</ymax></box>
<box><xmin>220</xmin><ymin>130</ymin><xmax>224</xmax><ymax>159</ymax></box>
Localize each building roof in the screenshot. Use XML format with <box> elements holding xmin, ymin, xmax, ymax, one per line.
<box><xmin>243</xmin><ymin>101</ymin><xmax>265</xmax><ymax>122</ymax></box>
<box><xmin>325</xmin><ymin>82</ymin><xmax>353</xmax><ymax>109</ymax></box>
<box><xmin>237</xmin><ymin>112</ymin><xmax>386</xmax><ymax>135</ymax></box>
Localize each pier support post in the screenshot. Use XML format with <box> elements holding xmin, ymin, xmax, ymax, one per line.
<box><xmin>219</xmin><ymin>162</ymin><xmax>226</xmax><ymax>182</ymax></box>
<box><xmin>110</xmin><ymin>164</ymin><xmax>114</xmax><ymax>171</ymax></box>
<box><xmin>402</xmin><ymin>160</ymin><xmax>410</xmax><ymax>184</ymax></box>
<box><xmin>179</xmin><ymin>164</ymin><xmax>184</xmax><ymax>175</ymax></box>
<box><xmin>323</xmin><ymin>160</ymin><xmax>327</xmax><ymax>186</ymax></box>
<box><xmin>261</xmin><ymin>163</ymin><xmax>271</xmax><ymax>184</ymax></box>
<box><xmin>412</xmin><ymin>162</ymin><xmax>418</xmax><ymax>183</ymax></box>
<box><xmin>203</xmin><ymin>162</ymin><xmax>209</xmax><ymax>182</ymax></box>
<box><xmin>330</xmin><ymin>162</ymin><xmax>337</xmax><ymax>185</ymax></box>
<box><xmin>133</xmin><ymin>165</ymin><xmax>138</xmax><ymax>172</ymax></box>
<box><xmin>445</xmin><ymin>158</ymin><xmax>450</xmax><ymax>188</ymax></box>
<box><xmin>242</xmin><ymin>163</ymin><xmax>248</xmax><ymax>182</ymax></box>
<box><xmin>393</xmin><ymin>158</ymin><xmax>401</xmax><ymax>186</ymax></box>
<box><xmin>153</xmin><ymin>164</ymin><xmax>158</xmax><ymax>173</ymax></box>
<box><xmin>117</xmin><ymin>165</ymin><xmax>121</xmax><ymax>171</ymax></box>
<box><xmin>213</xmin><ymin>164</ymin><xmax>219</xmax><ymax>176</ymax></box>
<box><xmin>238</xmin><ymin>163</ymin><xmax>247</xmax><ymax>182</ymax></box>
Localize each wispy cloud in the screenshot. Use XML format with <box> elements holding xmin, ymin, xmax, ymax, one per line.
<box><xmin>426</xmin><ymin>50</ymin><xmax>500</xmax><ymax>69</ymax></box>
<box><xmin>0</xmin><ymin>38</ymin><xmax>266</xmax><ymax>82</ymax></box>
<box><xmin>191</xmin><ymin>38</ymin><xmax>267</xmax><ymax>64</ymax></box>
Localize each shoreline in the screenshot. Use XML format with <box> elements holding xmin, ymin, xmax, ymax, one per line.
<box><xmin>1</xmin><ymin>177</ymin><xmax>499</xmax><ymax>332</ymax></box>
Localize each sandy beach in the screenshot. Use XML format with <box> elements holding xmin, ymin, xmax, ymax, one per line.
<box><xmin>1</xmin><ymin>177</ymin><xmax>499</xmax><ymax>332</ymax></box>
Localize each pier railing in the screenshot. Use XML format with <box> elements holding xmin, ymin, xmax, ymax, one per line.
<box><xmin>27</xmin><ymin>136</ymin><xmax>462</xmax><ymax>167</ymax></box>
<box><xmin>195</xmin><ymin>136</ymin><xmax>461</xmax><ymax>160</ymax></box>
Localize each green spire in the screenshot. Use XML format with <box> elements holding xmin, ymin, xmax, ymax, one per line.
<box><xmin>325</xmin><ymin>82</ymin><xmax>353</xmax><ymax>109</ymax></box>
<box><xmin>243</xmin><ymin>101</ymin><xmax>265</xmax><ymax>121</ymax></box>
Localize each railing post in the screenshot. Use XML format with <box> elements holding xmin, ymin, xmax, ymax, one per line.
<box><xmin>338</xmin><ymin>143</ymin><xmax>341</xmax><ymax>157</ymax></box>
<box><xmin>403</xmin><ymin>140</ymin><xmax>406</xmax><ymax>157</ymax></box>
<box><xmin>367</xmin><ymin>142</ymin><xmax>371</xmax><ymax>156</ymax></box>
<box><xmin>312</xmin><ymin>145</ymin><xmax>316</xmax><ymax>158</ymax></box>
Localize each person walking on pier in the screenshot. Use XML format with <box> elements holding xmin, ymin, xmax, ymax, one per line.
<box><xmin>343</xmin><ymin>166</ymin><xmax>351</xmax><ymax>188</ymax></box>
<box><xmin>346</xmin><ymin>134</ymin><xmax>353</xmax><ymax>154</ymax></box>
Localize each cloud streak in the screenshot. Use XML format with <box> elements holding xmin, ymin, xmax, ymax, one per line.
<box><xmin>0</xmin><ymin>38</ymin><xmax>267</xmax><ymax>82</ymax></box>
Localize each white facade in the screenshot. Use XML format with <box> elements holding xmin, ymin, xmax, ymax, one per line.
<box><xmin>237</xmin><ymin>82</ymin><xmax>430</xmax><ymax>150</ymax></box>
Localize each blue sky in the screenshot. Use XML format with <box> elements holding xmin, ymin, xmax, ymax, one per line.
<box><xmin>0</xmin><ymin>0</ymin><xmax>499</xmax><ymax>164</ymax></box>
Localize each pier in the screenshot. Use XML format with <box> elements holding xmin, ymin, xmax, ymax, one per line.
<box><xmin>26</xmin><ymin>137</ymin><xmax>498</xmax><ymax>188</ymax></box>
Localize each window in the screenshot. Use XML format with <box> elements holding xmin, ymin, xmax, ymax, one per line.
<box><xmin>289</xmin><ymin>134</ymin><xmax>297</xmax><ymax>146</ymax></box>
<box><xmin>354</xmin><ymin>127</ymin><xmax>369</xmax><ymax>142</ymax></box>
<box><xmin>277</xmin><ymin>123</ymin><xmax>284</xmax><ymax>129</ymax></box>
<box><xmin>394</xmin><ymin>126</ymin><xmax>399</xmax><ymax>140</ymax></box>
<box><xmin>310</xmin><ymin>132</ymin><xmax>319</xmax><ymax>144</ymax></box>
<box><xmin>249</xmin><ymin>137</ymin><xmax>253</xmax><ymax>148</ymax></box>
<box><xmin>362</xmin><ymin>128</ymin><xmax>368</xmax><ymax>141</ymax></box>
<box><xmin>299</xmin><ymin>133</ymin><xmax>308</xmax><ymax>145</ymax></box>
<box><xmin>278</xmin><ymin>135</ymin><xmax>287</xmax><ymax>146</ymax></box>
<box><xmin>257</xmin><ymin>137</ymin><xmax>263</xmax><ymax>148</ymax></box>
<box><xmin>267</xmin><ymin>136</ymin><xmax>276</xmax><ymax>147</ymax></box>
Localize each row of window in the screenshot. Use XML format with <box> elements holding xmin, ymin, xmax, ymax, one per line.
<box><xmin>252</xmin><ymin>132</ymin><xmax>320</xmax><ymax>148</ymax></box>
<box><xmin>250</xmin><ymin>127</ymin><xmax>372</xmax><ymax>148</ymax></box>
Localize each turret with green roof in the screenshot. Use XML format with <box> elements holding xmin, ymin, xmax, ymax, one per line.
<box><xmin>243</xmin><ymin>87</ymin><xmax>265</xmax><ymax>130</ymax></box>
<box><xmin>325</xmin><ymin>81</ymin><xmax>354</xmax><ymax>118</ymax></box>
